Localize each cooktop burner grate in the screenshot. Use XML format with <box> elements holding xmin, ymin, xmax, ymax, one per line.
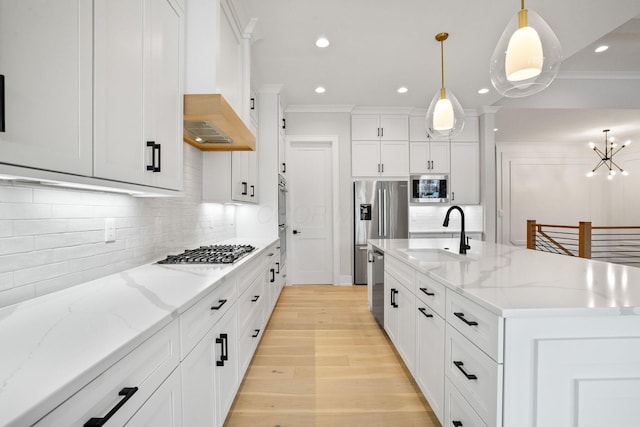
<box><xmin>157</xmin><ymin>244</ymin><xmax>255</xmax><ymax>264</ymax></box>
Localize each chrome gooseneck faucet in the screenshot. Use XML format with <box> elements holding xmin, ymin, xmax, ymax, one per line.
<box><xmin>443</xmin><ymin>205</ymin><xmax>471</xmax><ymax>255</ymax></box>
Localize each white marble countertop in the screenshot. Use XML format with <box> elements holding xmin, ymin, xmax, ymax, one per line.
<box><xmin>0</xmin><ymin>238</ymin><xmax>277</xmax><ymax>427</ymax></box>
<box><xmin>370</xmin><ymin>238</ymin><xmax>640</xmax><ymax>318</ymax></box>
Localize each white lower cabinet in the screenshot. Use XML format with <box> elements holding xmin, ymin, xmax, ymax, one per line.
<box><xmin>415</xmin><ymin>302</ymin><xmax>445</xmax><ymax>422</ymax></box>
<box><xmin>384</xmin><ymin>271</ymin><xmax>415</xmax><ymax>374</ymax></box>
<box><xmin>444</xmin><ymin>378</ymin><xmax>487</xmax><ymax>427</ymax></box>
<box><xmin>181</xmin><ymin>305</ymin><xmax>238</xmax><ymax>427</ymax></box>
<box><xmin>383</xmin><ymin>254</ymin><xmax>503</xmax><ymax>427</ymax></box>
<box><xmin>126</xmin><ymin>368</ymin><xmax>183</xmax><ymax>427</ymax></box>
<box><xmin>181</xmin><ymin>242</ymin><xmax>283</xmax><ymax>427</ymax></box>
<box><xmin>35</xmin><ymin>320</ymin><xmax>180</xmax><ymax>426</ymax></box>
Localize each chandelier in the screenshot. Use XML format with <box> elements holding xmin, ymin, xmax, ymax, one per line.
<box><xmin>587</xmin><ymin>129</ymin><xmax>631</xmax><ymax>179</ymax></box>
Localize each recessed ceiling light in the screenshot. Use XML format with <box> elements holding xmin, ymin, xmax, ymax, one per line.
<box><xmin>397</xmin><ymin>86</ymin><xmax>408</xmax><ymax>94</ymax></box>
<box><xmin>594</xmin><ymin>45</ymin><xmax>608</xmax><ymax>53</ymax></box>
<box><xmin>478</xmin><ymin>88</ymin><xmax>490</xmax><ymax>94</ymax></box>
<box><xmin>494</xmin><ymin>128</ymin><xmax>499</xmax><ymax>132</ymax></box>
<box><xmin>315</xmin><ymin>86</ymin><xmax>326</xmax><ymax>94</ymax></box>
<box><xmin>315</xmin><ymin>37</ymin><xmax>330</xmax><ymax>48</ymax></box>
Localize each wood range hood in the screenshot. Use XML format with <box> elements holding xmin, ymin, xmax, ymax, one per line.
<box><xmin>183</xmin><ymin>94</ymin><xmax>256</xmax><ymax>151</ymax></box>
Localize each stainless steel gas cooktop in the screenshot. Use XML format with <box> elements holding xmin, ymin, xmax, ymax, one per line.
<box><xmin>157</xmin><ymin>244</ymin><xmax>255</xmax><ymax>264</ymax></box>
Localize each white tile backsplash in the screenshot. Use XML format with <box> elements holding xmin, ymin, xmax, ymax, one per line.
<box><xmin>409</xmin><ymin>205</ymin><xmax>484</xmax><ymax>233</ymax></box>
<box><xmin>0</xmin><ymin>144</ymin><xmax>236</xmax><ymax>308</ymax></box>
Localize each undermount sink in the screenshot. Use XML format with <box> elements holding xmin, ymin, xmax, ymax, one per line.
<box><xmin>398</xmin><ymin>248</ymin><xmax>466</xmax><ymax>263</ymax></box>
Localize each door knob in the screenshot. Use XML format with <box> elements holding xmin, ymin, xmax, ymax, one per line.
<box><xmin>293</xmin><ymin>230</ymin><xmax>301</xmax><ymax>234</ymax></box>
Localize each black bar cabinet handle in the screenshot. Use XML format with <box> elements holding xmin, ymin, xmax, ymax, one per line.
<box><xmin>250</xmin><ymin>185</ymin><xmax>255</xmax><ymax>197</ymax></box>
<box><xmin>0</xmin><ymin>74</ymin><xmax>5</xmax><ymax>132</ymax></box>
<box><xmin>453</xmin><ymin>361</ymin><xmax>478</xmax><ymax>380</ymax></box>
<box><xmin>418</xmin><ymin>307</ymin><xmax>433</xmax><ymax>318</ymax></box>
<box><xmin>276</xmin><ymin>262</ymin><xmax>280</xmax><ymax>274</ymax></box>
<box><xmin>146</xmin><ymin>141</ymin><xmax>156</xmax><ymax>171</ymax></box>
<box><xmin>215</xmin><ymin>333</ymin><xmax>228</xmax><ymax>366</ymax></box>
<box><xmin>84</xmin><ymin>387</ymin><xmax>139</xmax><ymax>426</ymax></box>
<box><xmin>270</xmin><ymin>268</ymin><xmax>275</xmax><ymax>283</ymax></box>
<box><xmin>282</xmin><ymin>162</ymin><xmax>286</xmax><ymax>173</ymax></box>
<box><xmin>452</xmin><ymin>422</ymin><xmax>463</xmax><ymax>427</ymax></box>
<box><xmin>419</xmin><ymin>287</ymin><xmax>435</xmax><ymax>296</ymax></box>
<box><xmin>282</xmin><ymin>118</ymin><xmax>286</xmax><ymax>129</ymax></box>
<box><xmin>251</xmin><ymin>295</ymin><xmax>260</xmax><ymax>302</ymax></box>
<box><xmin>155</xmin><ymin>143</ymin><xmax>161</xmax><ymax>172</ymax></box>
<box><xmin>252</xmin><ymin>329</ymin><xmax>260</xmax><ymax>338</ymax></box>
<box><xmin>210</xmin><ymin>299</ymin><xmax>227</xmax><ymax>310</ymax></box>
<box><xmin>241</xmin><ymin>182</ymin><xmax>248</xmax><ymax>195</ymax></box>
<box><xmin>454</xmin><ymin>312</ymin><xmax>478</xmax><ymax>326</ymax></box>
<box><xmin>250</xmin><ymin>97</ymin><xmax>255</xmax><ymax>110</ymax></box>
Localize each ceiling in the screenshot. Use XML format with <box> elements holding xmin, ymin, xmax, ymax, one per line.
<box><xmin>235</xmin><ymin>0</ymin><xmax>640</xmax><ymax>144</ymax></box>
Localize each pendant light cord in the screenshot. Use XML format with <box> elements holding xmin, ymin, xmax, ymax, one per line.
<box><xmin>440</xmin><ymin>39</ymin><xmax>445</xmax><ymax>90</ymax></box>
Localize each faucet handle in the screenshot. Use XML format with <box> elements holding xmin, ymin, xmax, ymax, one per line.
<box><xmin>465</xmin><ymin>236</ymin><xmax>471</xmax><ymax>250</ymax></box>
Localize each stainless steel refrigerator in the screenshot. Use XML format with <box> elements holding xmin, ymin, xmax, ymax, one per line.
<box><xmin>353</xmin><ymin>180</ymin><xmax>408</xmax><ymax>284</ymax></box>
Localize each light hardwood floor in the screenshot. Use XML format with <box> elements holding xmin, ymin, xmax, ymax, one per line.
<box><xmin>224</xmin><ymin>285</ymin><xmax>441</xmax><ymax>427</ymax></box>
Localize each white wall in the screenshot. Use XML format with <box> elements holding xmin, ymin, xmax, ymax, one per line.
<box><xmin>496</xmin><ymin>140</ymin><xmax>640</xmax><ymax>246</ymax></box>
<box><xmin>0</xmin><ymin>144</ymin><xmax>236</xmax><ymax>308</ymax></box>
<box><xmin>284</xmin><ymin>111</ymin><xmax>352</xmax><ymax>283</ymax></box>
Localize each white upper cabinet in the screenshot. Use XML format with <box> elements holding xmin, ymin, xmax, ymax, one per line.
<box><xmin>409</xmin><ymin>117</ymin><xmax>450</xmax><ymax>174</ymax></box>
<box><xmin>93</xmin><ymin>0</ymin><xmax>183</xmax><ymax>190</ymax></box>
<box><xmin>0</xmin><ymin>0</ymin><xmax>93</xmax><ymax>175</ymax></box>
<box><xmin>352</xmin><ymin>115</ymin><xmax>408</xmax><ymax>141</ymax></box>
<box><xmin>450</xmin><ymin>142</ymin><xmax>480</xmax><ymax>205</ymax></box>
<box><xmin>351</xmin><ymin>115</ymin><xmax>409</xmax><ymax>177</ymax></box>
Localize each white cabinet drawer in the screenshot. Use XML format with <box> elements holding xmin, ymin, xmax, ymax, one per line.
<box><xmin>444</xmin><ymin>378</ymin><xmax>488</xmax><ymax>427</ymax></box>
<box><xmin>238</xmin><ymin>298</ymin><xmax>266</xmax><ymax>375</ymax></box>
<box><xmin>180</xmin><ymin>276</ymin><xmax>238</xmax><ymax>359</ymax></box>
<box><xmin>445</xmin><ymin>324</ymin><xmax>502</xmax><ymax>427</ymax></box>
<box><xmin>416</xmin><ymin>272</ymin><xmax>446</xmax><ymax>317</ymax></box>
<box><xmin>386</xmin><ymin>256</ymin><xmax>415</xmax><ymax>292</ymax></box>
<box><xmin>36</xmin><ymin>320</ymin><xmax>180</xmax><ymax>427</ymax></box>
<box><xmin>236</xmin><ymin>252</ymin><xmax>267</xmax><ymax>292</ymax></box>
<box><xmin>446</xmin><ymin>290</ymin><xmax>503</xmax><ymax>362</ymax></box>
<box><xmin>237</xmin><ymin>273</ymin><xmax>265</xmax><ymax>334</ymax></box>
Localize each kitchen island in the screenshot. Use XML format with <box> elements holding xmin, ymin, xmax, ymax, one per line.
<box><xmin>369</xmin><ymin>238</ymin><xmax>640</xmax><ymax>427</ymax></box>
<box><xmin>0</xmin><ymin>238</ymin><xmax>283</xmax><ymax>427</ymax></box>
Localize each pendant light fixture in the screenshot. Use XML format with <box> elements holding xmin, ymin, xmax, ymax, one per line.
<box><xmin>489</xmin><ymin>0</ymin><xmax>562</xmax><ymax>98</ymax></box>
<box><xmin>426</xmin><ymin>32</ymin><xmax>464</xmax><ymax>139</ymax></box>
<box><xmin>587</xmin><ymin>129</ymin><xmax>631</xmax><ymax>180</ymax></box>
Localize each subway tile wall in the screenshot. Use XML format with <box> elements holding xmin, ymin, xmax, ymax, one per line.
<box><xmin>0</xmin><ymin>145</ymin><xmax>236</xmax><ymax>308</ymax></box>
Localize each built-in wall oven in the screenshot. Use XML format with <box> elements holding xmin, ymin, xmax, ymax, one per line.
<box><xmin>278</xmin><ymin>174</ymin><xmax>287</xmax><ymax>265</ymax></box>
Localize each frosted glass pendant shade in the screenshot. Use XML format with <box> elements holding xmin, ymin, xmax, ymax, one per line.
<box><xmin>490</xmin><ymin>8</ymin><xmax>562</xmax><ymax>97</ymax></box>
<box><xmin>505</xmin><ymin>26</ymin><xmax>543</xmax><ymax>81</ymax></box>
<box><xmin>426</xmin><ymin>88</ymin><xmax>464</xmax><ymax>139</ymax></box>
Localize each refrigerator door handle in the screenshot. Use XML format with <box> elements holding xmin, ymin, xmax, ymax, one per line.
<box><xmin>383</xmin><ymin>188</ymin><xmax>388</xmax><ymax>237</ymax></box>
<box><xmin>377</xmin><ymin>188</ymin><xmax>383</xmax><ymax>236</ymax></box>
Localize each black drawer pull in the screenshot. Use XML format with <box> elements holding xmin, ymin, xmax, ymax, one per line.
<box><xmin>241</xmin><ymin>182</ymin><xmax>248</xmax><ymax>195</ymax></box>
<box><xmin>250</xmin><ymin>185</ymin><xmax>255</xmax><ymax>197</ymax></box>
<box><xmin>251</xmin><ymin>295</ymin><xmax>260</xmax><ymax>302</ymax></box>
<box><xmin>453</xmin><ymin>361</ymin><xmax>477</xmax><ymax>380</ymax></box>
<box><xmin>270</xmin><ymin>268</ymin><xmax>275</xmax><ymax>283</ymax></box>
<box><xmin>0</xmin><ymin>75</ymin><xmax>5</xmax><ymax>132</ymax></box>
<box><xmin>252</xmin><ymin>329</ymin><xmax>260</xmax><ymax>338</ymax></box>
<box><xmin>216</xmin><ymin>333</ymin><xmax>228</xmax><ymax>366</ymax></box>
<box><xmin>452</xmin><ymin>421</ymin><xmax>463</xmax><ymax>427</ymax></box>
<box><xmin>84</xmin><ymin>387</ymin><xmax>139</xmax><ymax>426</ymax></box>
<box><xmin>210</xmin><ymin>299</ymin><xmax>227</xmax><ymax>310</ymax></box>
<box><xmin>419</xmin><ymin>287</ymin><xmax>435</xmax><ymax>296</ymax></box>
<box><xmin>454</xmin><ymin>312</ymin><xmax>478</xmax><ymax>326</ymax></box>
<box><xmin>276</xmin><ymin>262</ymin><xmax>280</xmax><ymax>274</ymax></box>
<box><xmin>418</xmin><ymin>307</ymin><xmax>433</xmax><ymax>318</ymax></box>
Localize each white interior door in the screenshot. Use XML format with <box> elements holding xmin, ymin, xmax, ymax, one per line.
<box><xmin>286</xmin><ymin>138</ymin><xmax>334</xmax><ymax>284</ymax></box>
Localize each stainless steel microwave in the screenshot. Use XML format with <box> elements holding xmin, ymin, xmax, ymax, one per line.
<box><xmin>410</xmin><ymin>174</ymin><xmax>449</xmax><ymax>203</ymax></box>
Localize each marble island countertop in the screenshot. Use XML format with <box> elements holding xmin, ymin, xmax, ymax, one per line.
<box><xmin>0</xmin><ymin>238</ymin><xmax>277</xmax><ymax>427</ymax></box>
<box><xmin>370</xmin><ymin>238</ymin><xmax>640</xmax><ymax>317</ymax></box>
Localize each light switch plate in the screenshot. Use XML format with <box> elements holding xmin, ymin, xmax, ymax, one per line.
<box><xmin>105</xmin><ymin>218</ymin><xmax>116</xmax><ymax>243</ymax></box>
